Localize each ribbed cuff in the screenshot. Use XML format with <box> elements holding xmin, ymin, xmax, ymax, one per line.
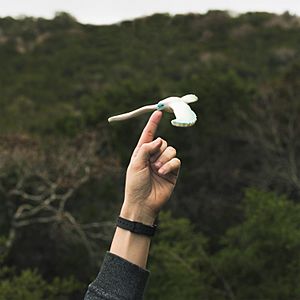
<box><xmin>85</xmin><ymin>252</ymin><xmax>150</xmax><ymax>300</ymax></box>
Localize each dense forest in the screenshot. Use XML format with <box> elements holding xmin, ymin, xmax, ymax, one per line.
<box><xmin>1</xmin><ymin>10</ymin><xmax>300</xmax><ymax>299</ymax></box>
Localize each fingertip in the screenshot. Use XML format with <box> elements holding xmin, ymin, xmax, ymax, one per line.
<box><xmin>156</xmin><ymin>137</ymin><xmax>162</xmax><ymax>143</ymax></box>
<box><xmin>157</xmin><ymin>157</ymin><xmax>181</xmax><ymax>176</ymax></box>
<box><xmin>152</xmin><ymin>137</ymin><xmax>162</xmax><ymax>148</ymax></box>
<box><xmin>150</xmin><ymin>110</ymin><xmax>163</xmax><ymax>123</ymax></box>
<box><xmin>158</xmin><ymin>167</ymin><xmax>166</xmax><ymax>175</ymax></box>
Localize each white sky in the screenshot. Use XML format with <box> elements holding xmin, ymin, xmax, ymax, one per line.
<box><xmin>0</xmin><ymin>0</ymin><xmax>299</xmax><ymax>25</ymax></box>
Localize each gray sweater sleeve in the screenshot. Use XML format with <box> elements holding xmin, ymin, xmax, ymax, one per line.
<box><xmin>84</xmin><ymin>252</ymin><xmax>150</xmax><ymax>300</ymax></box>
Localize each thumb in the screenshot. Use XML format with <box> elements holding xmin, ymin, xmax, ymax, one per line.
<box><xmin>135</xmin><ymin>138</ymin><xmax>162</xmax><ymax>167</ymax></box>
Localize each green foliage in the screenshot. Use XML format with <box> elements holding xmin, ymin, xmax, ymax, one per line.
<box><xmin>0</xmin><ymin>236</ymin><xmax>82</xmax><ymax>300</ymax></box>
<box><xmin>147</xmin><ymin>212</ymin><xmax>211</xmax><ymax>300</ymax></box>
<box><xmin>0</xmin><ymin>11</ymin><xmax>299</xmax><ymax>136</ymax></box>
<box><xmin>1</xmin><ymin>10</ymin><xmax>300</xmax><ymax>299</ymax></box>
<box><xmin>0</xmin><ymin>237</ymin><xmax>7</xmax><ymax>264</ymax></box>
<box><xmin>0</xmin><ymin>269</ymin><xmax>81</xmax><ymax>300</ymax></box>
<box><xmin>215</xmin><ymin>189</ymin><xmax>300</xmax><ymax>299</ymax></box>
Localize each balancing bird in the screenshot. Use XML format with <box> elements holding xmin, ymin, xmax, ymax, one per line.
<box><xmin>108</xmin><ymin>94</ymin><xmax>198</xmax><ymax>127</ymax></box>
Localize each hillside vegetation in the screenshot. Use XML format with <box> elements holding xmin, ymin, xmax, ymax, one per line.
<box><xmin>1</xmin><ymin>11</ymin><xmax>300</xmax><ymax>299</ymax></box>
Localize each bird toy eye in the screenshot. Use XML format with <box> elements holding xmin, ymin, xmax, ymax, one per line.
<box><xmin>157</xmin><ymin>102</ymin><xmax>165</xmax><ymax>110</ymax></box>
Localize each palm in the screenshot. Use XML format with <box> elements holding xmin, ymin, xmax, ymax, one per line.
<box><xmin>125</xmin><ymin>158</ymin><xmax>178</xmax><ymax>213</ymax></box>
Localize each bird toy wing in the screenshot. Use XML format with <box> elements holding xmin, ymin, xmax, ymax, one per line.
<box><xmin>107</xmin><ymin>105</ymin><xmax>157</xmax><ymax>122</ymax></box>
<box><xmin>167</xmin><ymin>99</ymin><xmax>197</xmax><ymax>127</ymax></box>
<box><xmin>108</xmin><ymin>94</ymin><xmax>198</xmax><ymax>127</ymax></box>
<box><xmin>181</xmin><ymin>94</ymin><xmax>198</xmax><ymax>104</ymax></box>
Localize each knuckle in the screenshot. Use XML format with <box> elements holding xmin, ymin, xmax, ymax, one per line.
<box><xmin>161</xmin><ymin>139</ymin><xmax>167</xmax><ymax>146</ymax></box>
<box><xmin>174</xmin><ymin>157</ymin><xmax>181</xmax><ymax>166</ymax></box>
<box><xmin>168</xmin><ymin>146</ymin><xmax>176</xmax><ymax>156</ymax></box>
<box><xmin>170</xmin><ymin>158</ymin><xmax>180</xmax><ymax>169</ymax></box>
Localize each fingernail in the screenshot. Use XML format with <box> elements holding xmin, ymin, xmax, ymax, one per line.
<box><xmin>155</xmin><ymin>137</ymin><xmax>161</xmax><ymax>144</ymax></box>
<box><xmin>158</xmin><ymin>168</ymin><xmax>166</xmax><ymax>175</ymax></box>
<box><xmin>155</xmin><ymin>161</ymin><xmax>162</xmax><ymax>168</ymax></box>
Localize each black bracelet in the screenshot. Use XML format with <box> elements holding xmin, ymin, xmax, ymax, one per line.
<box><xmin>116</xmin><ymin>216</ymin><xmax>157</xmax><ymax>237</ymax></box>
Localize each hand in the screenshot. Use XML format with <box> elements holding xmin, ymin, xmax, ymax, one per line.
<box><xmin>120</xmin><ymin>111</ymin><xmax>181</xmax><ymax>225</ymax></box>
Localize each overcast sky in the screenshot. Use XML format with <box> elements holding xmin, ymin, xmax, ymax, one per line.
<box><xmin>0</xmin><ymin>0</ymin><xmax>299</xmax><ymax>25</ymax></box>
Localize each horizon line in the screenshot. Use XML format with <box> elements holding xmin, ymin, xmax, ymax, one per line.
<box><xmin>0</xmin><ymin>9</ymin><xmax>299</xmax><ymax>26</ymax></box>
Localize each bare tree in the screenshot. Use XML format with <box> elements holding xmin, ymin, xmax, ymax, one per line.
<box><xmin>0</xmin><ymin>127</ymin><xmax>120</xmax><ymax>257</ymax></box>
<box><xmin>236</xmin><ymin>82</ymin><xmax>300</xmax><ymax>195</ymax></box>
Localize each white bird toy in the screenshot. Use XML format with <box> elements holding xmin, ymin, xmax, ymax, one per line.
<box><xmin>108</xmin><ymin>94</ymin><xmax>198</xmax><ymax>127</ymax></box>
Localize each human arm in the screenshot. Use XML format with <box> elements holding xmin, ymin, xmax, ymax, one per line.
<box><xmin>85</xmin><ymin>111</ymin><xmax>181</xmax><ymax>299</ymax></box>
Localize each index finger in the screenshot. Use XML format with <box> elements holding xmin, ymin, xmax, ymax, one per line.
<box><xmin>136</xmin><ymin>110</ymin><xmax>163</xmax><ymax>148</ymax></box>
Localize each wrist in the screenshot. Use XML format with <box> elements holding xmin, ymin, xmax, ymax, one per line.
<box><xmin>120</xmin><ymin>203</ymin><xmax>157</xmax><ymax>226</ymax></box>
<box><xmin>110</xmin><ymin>227</ymin><xmax>151</xmax><ymax>268</ymax></box>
